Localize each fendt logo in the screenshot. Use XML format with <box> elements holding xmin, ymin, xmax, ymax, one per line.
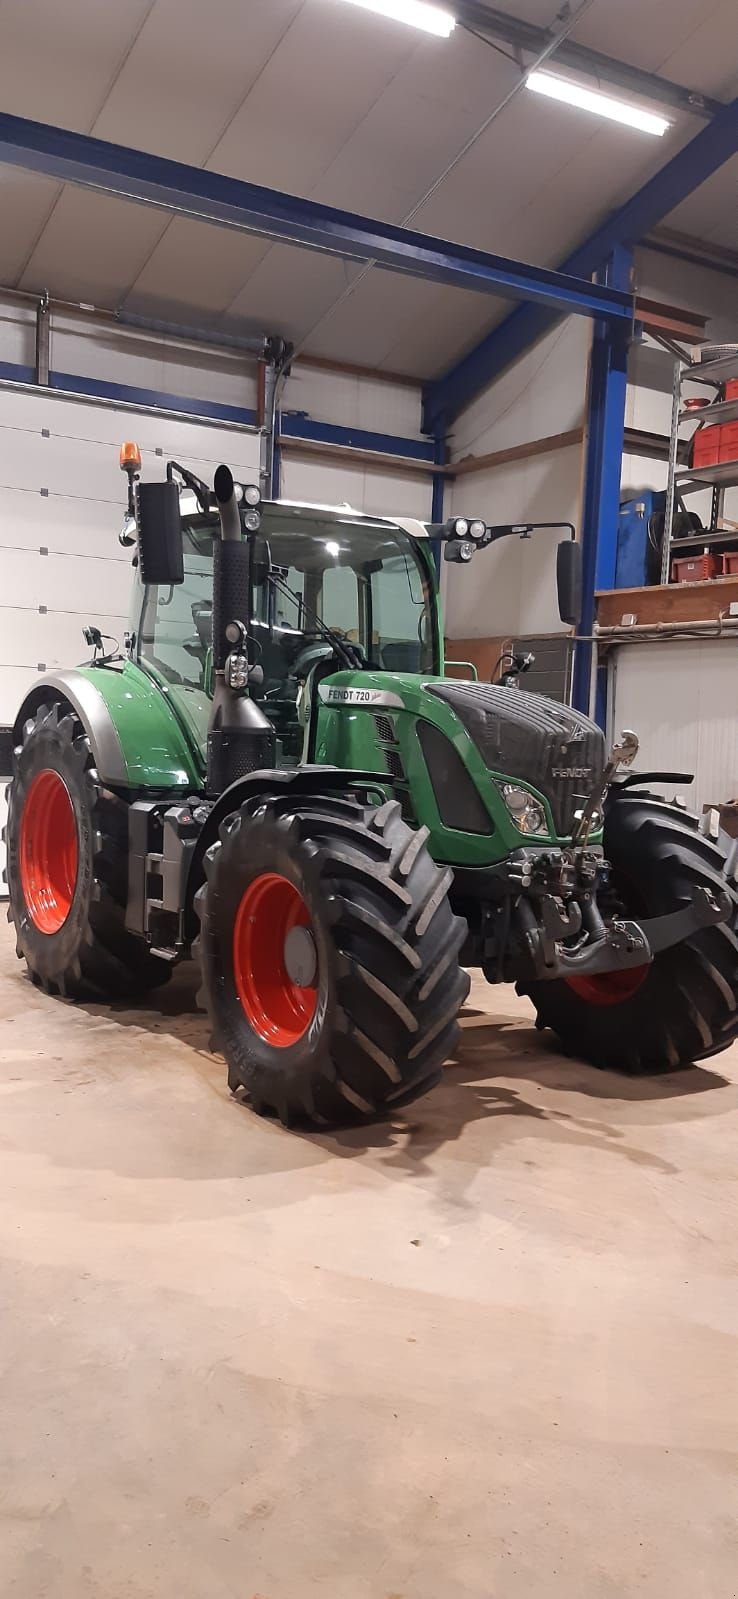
<box><xmin>318</xmin><ymin>685</ymin><xmax>404</xmax><ymax>709</ymax></box>
<box><xmin>551</xmin><ymin>765</ymin><xmax>592</xmax><ymax>779</ymax></box>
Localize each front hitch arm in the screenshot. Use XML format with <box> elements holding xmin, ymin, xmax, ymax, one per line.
<box><xmin>522</xmin><ymin>885</ymin><xmax>730</xmax><ymax>982</ymax></box>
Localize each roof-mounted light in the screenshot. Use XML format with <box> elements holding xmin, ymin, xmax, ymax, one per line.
<box><xmin>338</xmin><ymin>0</ymin><xmax>455</xmax><ymax>37</ymax></box>
<box><xmin>119</xmin><ymin>441</ymin><xmax>141</xmax><ymax>472</ymax></box>
<box><xmin>526</xmin><ymin>71</ymin><xmax>670</xmax><ymax>137</ymax></box>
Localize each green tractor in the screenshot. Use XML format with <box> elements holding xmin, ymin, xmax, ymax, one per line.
<box><xmin>5</xmin><ymin>447</ymin><xmax>738</xmax><ymax>1125</ymax></box>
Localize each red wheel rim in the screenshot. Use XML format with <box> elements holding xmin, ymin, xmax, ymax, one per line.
<box><xmin>565</xmin><ymin>966</ymin><xmax>650</xmax><ymax>1007</ymax></box>
<box><xmin>19</xmin><ymin>769</ymin><xmax>79</xmax><ymax>934</ymax></box>
<box><xmin>233</xmin><ymin>872</ymin><xmax>318</xmax><ymax>1047</ymax></box>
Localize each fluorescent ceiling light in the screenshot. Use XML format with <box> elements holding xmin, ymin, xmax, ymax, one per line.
<box><xmin>526</xmin><ymin>70</ymin><xmax>670</xmax><ymax>137</ymax></box>
<box><xmin>338</xmin><ymin>0</ymin><xmax>456</xmax><ymax>38</ymax></box>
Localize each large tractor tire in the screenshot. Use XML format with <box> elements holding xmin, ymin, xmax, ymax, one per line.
<box><xmin>519</xmin><ymin>791</ymin><xmax>738</xmax><ymax>1074</ymax></box>
<box><xmin>195</xmin><ymin>791</ymin><xmax>470</xmax><ymax>1126</ymax></box>
<box><xmin>4</xmin><ymin>699</ymin><xmax>171</xmax><ymax>998</ymax></box>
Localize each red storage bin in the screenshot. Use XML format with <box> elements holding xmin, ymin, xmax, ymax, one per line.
<box><xmin>671</xmin><ymin>553</ymin><xmax>720</xmax><ymax>584</ymax></box>
<box><xmin>693</xmin><ymin>425</ymin><xmax>722</xmax><ymax>467</ymax></box>
<box><xmin>720</xmin><ymin>551</ymin><xmax>738</xmax><ymax>575</ymax></box>
<box><xmin>719</xmin><ymin>421</ymin><xmax>738</xmax><ymax>462</ymax></box>
<box><xmin>725</xmin><ymin>379</ymin><xmax>738</xmax><ymax>401</ymax></box>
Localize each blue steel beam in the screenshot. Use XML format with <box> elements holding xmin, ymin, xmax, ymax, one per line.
<box><xmin>0</xmin><ymin>113</ymin><xmax>633</xmax><ymax>327</ymax></box>
<box><xmin>430</xmin><ymin>426</ymin><xmax>447</xmax><ymax>575</ymax></box>
<box><xmin>425</xmin><ymin>95</ymin><xmax>738</xmax><ymax>430</ymax></box>
<box><xmin>279</xmin><ymin>414</ymin><xmax>434</xmax><ymax>460</ymax></box>
<box><xmin>0</xmin><ymin>360</ymin><xmax>438</xmax><ymax>468</ymax></box>
<box><xmin>571</xmin><ymin>249</ymin><xmax>631</xmax><ymax>718</ymax></box>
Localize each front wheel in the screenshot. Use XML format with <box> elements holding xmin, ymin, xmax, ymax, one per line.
<box><xmin>195</xmin><ymin>792</ymin><xmax>470</xmax><ymax>1126</ymax></box>
<box><xmin>519</xmin><ymin>792</ymin><xmax>738</xmax><ymax>1073</ymax></box>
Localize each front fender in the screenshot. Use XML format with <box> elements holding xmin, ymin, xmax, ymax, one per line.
<box><xmin>195</xmin><ymin>764</ymin><xmax>386</xmax><ymax>862</ymax></box>
<box><xmin>180</xmin><ymin>764</ymin><xmax>386</xmax><ymax>944</ymax></box>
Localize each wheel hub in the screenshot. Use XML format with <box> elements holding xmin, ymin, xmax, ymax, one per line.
<box><xmin>283</xmin><ymin>925</ymin><xmax>318</xmax><ymax>989</ymax></box>
<box><xmin>19</xmin><ymin>768</ymin><xmax>79</xmax><ymax>935</ymax></box>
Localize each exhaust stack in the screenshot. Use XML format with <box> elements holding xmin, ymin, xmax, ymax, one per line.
<box><xmin>206</xmin><ymin>465</ymin><xmax>273</xmax><ymax>796</ymax></box>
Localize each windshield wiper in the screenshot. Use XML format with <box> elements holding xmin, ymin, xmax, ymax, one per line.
<box><xmin>266</xmin><ymin>567</ymin><xmax>364</xmax><ymax>671</ymax></box>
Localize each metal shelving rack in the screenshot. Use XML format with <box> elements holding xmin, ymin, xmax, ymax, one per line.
<box><xmin>660</xmin><ymin>348</ymin><xmax>738</xmax><ymax>584</ymax></box>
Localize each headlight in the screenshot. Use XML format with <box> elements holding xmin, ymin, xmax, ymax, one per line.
<box><xmin>243</xmin><ymin>483</ymin><xmax>262</xmax><ymax>507</ymax></box>
<box><xmin>453</xmin><ymin>517</ymin><xmax>469</xmax><ymax>537</ymax></box>
<box><xmin>501</xmin><ymin>783</ymin><xmax>548</xmax><ymax>835</ymax></box>
<box><xmin>574</xmin><ymin>806</ymin><xmax>603</xmax><ymax>832</ymax></box>
<box><xmin>469</xmin><ymin>519</ymin><xmax>486</xmax><ymax>541</ymax></box>
<box><xmin>244</xmin><ymin>508</ymin><xmax>262</xmax><ymax>532</ymax></box>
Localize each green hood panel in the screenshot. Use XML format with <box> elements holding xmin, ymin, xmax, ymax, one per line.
<box><xmin>313</xmin><ymin>669</ymin><xmax>562</xmax><ymax>865</ymax></box>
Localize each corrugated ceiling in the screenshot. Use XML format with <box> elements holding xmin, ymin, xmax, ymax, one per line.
<box><xmin>0</xmin><ymin>0</ymin><xmax>735</xmax><ymax>378</ymax></box>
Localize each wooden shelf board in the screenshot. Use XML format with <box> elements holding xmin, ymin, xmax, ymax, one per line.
<box><xmin>596</xmin><ymin>578</ymin><xmax>738</xmax><ymax>628</ymax></box>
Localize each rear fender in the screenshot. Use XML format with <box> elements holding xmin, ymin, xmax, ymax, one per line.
<box><xmin>13</xmin><ymin>671</ymin><xmax>129</xmax><ymax>785</ymax></box>
<box><xmin>12</xmin><ymin>664</ymin><xmax>202</xmax><ymax>792</ymax></box>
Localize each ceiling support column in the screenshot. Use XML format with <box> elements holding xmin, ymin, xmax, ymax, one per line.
<box><xmin>571</xmin><ymin>247</ymin><xmax>633</xmax><ymax>721</ymax></box>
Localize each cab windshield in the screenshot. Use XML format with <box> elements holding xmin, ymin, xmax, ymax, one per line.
<box><xmin>137</xmin><ymin>503</ymin><xmax>436</xmax><ymax>762</ymax></box>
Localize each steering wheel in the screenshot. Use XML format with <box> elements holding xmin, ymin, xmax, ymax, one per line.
<box><xmin>291</xmin><ymin>636</ymin><xmax>367</xmax><ymax>679</ymax></box>
<box><xmin>291</xmin><ymin>641</ymin><xmax>336</xmax><ymax>681</ymax></box>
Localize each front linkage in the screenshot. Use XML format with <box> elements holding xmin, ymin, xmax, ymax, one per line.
<box><xmin>455</xmin><ymin>838</ymin><xmax>729</xmax><ymax>988</ymax></box>
<box><xmin>450</xmin><ymin>727</ymin><xmax>730</xmax><ymax>996</ymax></box>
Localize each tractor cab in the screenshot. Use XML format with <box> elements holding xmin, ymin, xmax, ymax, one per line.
<box><xmin>131</xmin><ymin>495</ymin><xmax>440</xmax><ymax>771</ymax></box>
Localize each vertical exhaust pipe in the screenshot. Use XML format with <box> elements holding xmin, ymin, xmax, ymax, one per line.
<box><xmin>206</xmin><ymin>465</ymin><xmax>273</xmax><ymax>796</ymax></box>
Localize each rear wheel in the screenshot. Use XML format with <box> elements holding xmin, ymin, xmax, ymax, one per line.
<box><xmin>4</xmin><ymin>699</ymin><xmax>171</xmax><ymax>997</ymax></box>
<box><xmin>195</xmin><ymin>792</ymin><xmax>470</xmax><ymax>1125</ymax></box>
<box><xmin>519</xmin><ymin>792</ymin><xmax>738</xmax><ymax>1073</ymax></box>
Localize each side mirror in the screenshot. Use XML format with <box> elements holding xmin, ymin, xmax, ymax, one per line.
<box><xmin>135</xmin><ymin>480</ymin><xmax>184</xmax><ymax>586</ymax></box>
<box><xmin>557</xmin><ymin>539</ymin><xmax>582</xmax><ymax>626</ymax></box>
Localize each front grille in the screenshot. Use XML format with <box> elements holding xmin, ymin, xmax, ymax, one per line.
<box><xmin>384</xmin><ymin>749</ymin><xmax>406</xmax><ymax>781</ymax></box>
<box><xmin>372</xmin><ymin>712</ymin><xmax>398</xmax><ymax>744</ymax></box>
<box><xmin>428</xmin><ymin>680</ymin><xmax>604</xmax><ymax>837</ymax></box>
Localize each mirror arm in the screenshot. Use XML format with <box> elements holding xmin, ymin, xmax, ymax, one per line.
<box><xmin>167</xmin><ymin>459</ymin><xmax>212</xmax><ymax>516</ymax></box>
<box><xmin>485</xmin><ymin>521</ymin><xmax>576</xmax><ymax>544</ymax></box>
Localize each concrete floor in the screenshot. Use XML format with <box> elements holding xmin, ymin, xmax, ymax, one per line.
<box><xmin>1</xmin><ymin>920</ymin><xmax>737</xmax><ymax>1599</ymax></box>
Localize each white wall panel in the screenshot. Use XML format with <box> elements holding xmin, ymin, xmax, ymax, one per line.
<box><xmin>283</xmin><ymin>364</ymin><xmax>423</xmax><ymax>441</ymax></box>
<box><xmin>51</xmin><ymin>312</ymin><xmax>260</xmax><ymax>416</ymax></box>
<box><xmin>0</xmin><ymin>609</ymin><xmax>41</xmax><ymax>667</ymax></box>
<box><xmin>0</xmin><ymin>668</ymin><xmax>37</xmax><ymax>718</ymax></box>
<box><xmin>446</xmin><ymin>446</ymin><xmax>583</xmax><ymax>640</ymax></box>
<box><xmin>0</xmin><ymin>489</ymin><xmax>131</xmax><ymax>561</ymax></box>
<box><xmin>0</xmin><ymin>386</ymin><xmax>260</xmax><ymax>729</ymax></box>
<box><xmin>451</xmin><ymin>319</ymin><xmax>589</xmax><ymax>461</ymax></box>
<box><xmin>445</xmin><ymin>319</ymin><xmax>587</xmax><ymax>642</ymax></box>
<box><xmin>611</xmin><ymin>639</ymin><xmax>738</xmax><ymax>812</ymax></box>
<box><xmin>0</xmin><ymin>297</ymin><xmax>34</xmax><ymax>366</ymax></box>
<box><xmin>280</xmin><ymin>455</ymin><xmax>432</xmax><ymax>520</ymax></box>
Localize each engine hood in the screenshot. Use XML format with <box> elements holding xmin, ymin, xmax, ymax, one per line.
<box><xmin>427</xmin><ymin>680</ymin><xmax>605</xmax><ymax>837</ymax></box>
